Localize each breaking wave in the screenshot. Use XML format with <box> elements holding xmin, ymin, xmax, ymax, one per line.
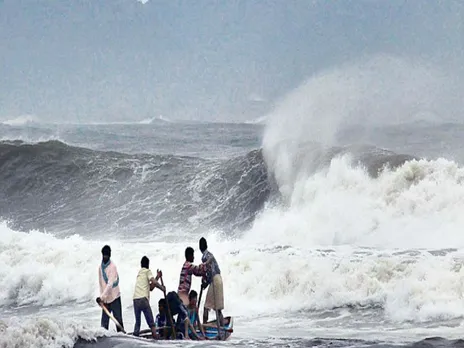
<box><xmin>0</xmin><ymin>139</ymin><xmax>414</xmax><ymax>237</ymax></box>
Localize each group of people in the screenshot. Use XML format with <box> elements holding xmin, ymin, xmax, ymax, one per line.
<box><xmin>95</xmin><ymin>237</ymin><xmax>225</xmax><ymax>340</ymax></box>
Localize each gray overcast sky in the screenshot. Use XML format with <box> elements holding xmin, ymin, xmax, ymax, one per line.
<box><xmin>0</xmin><ymin>0</ymin><xmax>463</xmax><ymax>123</ymax></box>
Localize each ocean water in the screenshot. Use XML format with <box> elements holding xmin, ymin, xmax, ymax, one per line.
<box><xmin>3</xmin><ymin>114</ymin><xmax>464</xmax><ymax>348</ymax></box>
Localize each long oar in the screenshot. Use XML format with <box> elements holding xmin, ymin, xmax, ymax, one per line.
<box><xmin>197</xmin><ymin>286</ymin><xmax>204</xmax><ymax>308</ymax></box>
<box><xmin>195</xmin><ymin>286</ymin><xmax>207</xmax><ymax>339</ymax></box>
<box><xmin>128</xmin><ymin>326</ymin><xmax>171</xmax><ymax>336</ymax></box>
<box><xmin>98</xmin><ymin>301</ymin><xmax>126</xmax><ymax>334</ymax></box>
<box><xmin>159</xmin><ymin>274</ymin><xmax>176</xmax><ymax>339</ymax></box>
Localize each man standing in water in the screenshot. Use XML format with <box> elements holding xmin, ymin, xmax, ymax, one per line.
<box><xmin>199</xmin><ymin>237</ymin><xmax>224</xmax><ymax>326</ymax></box>
<box><xmin>96</xmin><ymin>245</ymin><xmax>124</xmax><ymax>332</ymax></box>
<box><xmin>178</xmin><ymin>247</ymin><xmax>207</xmax><ymax>306</ymax></box>
<box><xmin>132</xmin><ymin>256</ymin><xmax>165</xmax><ymax>338</ymax></box>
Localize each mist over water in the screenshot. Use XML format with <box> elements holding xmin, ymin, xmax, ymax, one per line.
<box><xmin>253</xmin><ymin>55</ymin><xmax>464</xmax><ymax>252</ymax></box>
<box><xmin>263</xmin><ymin>55</ymin><xmax>464</xmax><ymax>198</ymax></box>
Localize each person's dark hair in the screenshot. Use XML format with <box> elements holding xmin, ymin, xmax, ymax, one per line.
<box><xmin>141</xmin><ymin>256</ymin><xmax>149</xmax><ymax>268</ymax></box>
<box><xmin>189</xmin><ymin>290</ymin><xmax>198</xmax><ymax>300</ymax></box>
<box><xmin>101</xmin><ymin>245</ymin><xmax>111</xmax><ymax>256</ymax></box>
<box><xmin>199</xmin><ymin>237</ymin><xmax>207</xmax><ymax>252</ymax></box>
<box><xmin>185</xmin><ymin>247</ymin><xmax>194</xmax><ymax>260</ymax></box>
<box><xmin>158</xmin><ymin>298</ymin><xmax>166</xmax><ymax>306</ymax></box>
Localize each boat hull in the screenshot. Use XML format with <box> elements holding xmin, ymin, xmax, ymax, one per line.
<box><xmin>139</xmin><ymin>316</ymin><xmax>234</xmax><ymax>341</ymax></box>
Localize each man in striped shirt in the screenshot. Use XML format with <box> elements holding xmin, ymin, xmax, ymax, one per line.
<box><xmin>177</xmin><ymin>247</ymin><xmax>207</xmax><ymax>306</ymax></box>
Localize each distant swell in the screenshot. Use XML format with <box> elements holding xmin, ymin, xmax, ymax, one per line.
<box><xmin>0</xmin><ymin>140</ymin><xmax>414</xmax><ymax>236</ymax></box>
<box><xmin>0</xmin><ymin>140</ymin><xmax>271</xmax><ymax>236</ymax></box>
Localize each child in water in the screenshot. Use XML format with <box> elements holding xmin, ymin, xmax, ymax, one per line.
<box><xmin>187</xmin><ymin>290</ymin><xmax>208</xmax><ymax>340</ymax></box>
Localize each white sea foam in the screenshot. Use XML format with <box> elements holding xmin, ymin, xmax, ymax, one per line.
<box><xmin>1</xmin><ymin>115</ymin><xmax>40</xmax><ymax>126</ymax></box>
<box><xmin>3</xmin><ymin>153</ymin><xmax>464</xmax><ymax>324</ymax></box>
<box><xmin>0</xmin><ymin>316</ymin><xmax>107</xmax><ymax>348</ymax></box>
<box><xmin>248</xmin><ymin>155</ymin><xmax>464</xmax><ymax>249</ymax></box>
<box><xmin>3</xmin><ymin>154</ymin><xmax>464</xmax><ymax>345</ymax></box>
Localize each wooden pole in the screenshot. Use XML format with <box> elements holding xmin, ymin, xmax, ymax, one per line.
<box><xmin>98</xmin><ymin>302</ymin><xmax>126</xmax><ymax>334</ymax></box>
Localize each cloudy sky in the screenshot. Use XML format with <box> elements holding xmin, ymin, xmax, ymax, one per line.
<box><xmin>0</xmin><ymin>0</ymin><xmax>463</xmax><ymax>123</ymax></box>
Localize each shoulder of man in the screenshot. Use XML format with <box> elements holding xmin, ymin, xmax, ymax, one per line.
<box><xmin>111</xmin><ymin>261</ymin><xmax>118</xmax><ymax>271</ymax></box>
<box><xmin>202</xmin><ymin>250</ymin><xmax>211</xmax><ymax>259</ymax></box>
<box><xmin>184</xmin><ymin>261</ymin><xmax>192</xmax><ymax>268</ymax></box>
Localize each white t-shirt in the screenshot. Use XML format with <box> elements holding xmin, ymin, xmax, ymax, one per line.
<box><xmin>98</xmin><ymin>261</ymin><xmax>121</xmax><ymax>304</ymax></box>
<box><xmin>133</xmin><ymin>268</ymin><xmax>154</xmax><ymax>300</ymax></box>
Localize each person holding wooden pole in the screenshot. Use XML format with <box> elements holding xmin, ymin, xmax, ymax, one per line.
<box><xmin>96</xmin><ymin>245</ymin><xmax>125</xmax><ymax>333</ymax></box>
<box><xmin>132</xmin><ymin>256</ymin><xmax>165</xmax><ymax>338</ymax></box>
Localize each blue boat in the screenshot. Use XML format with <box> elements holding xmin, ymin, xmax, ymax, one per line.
<box><xmin>138</xmin><ymin>316</ymin><xmax>234</xmax><ymax>341</ymax></box>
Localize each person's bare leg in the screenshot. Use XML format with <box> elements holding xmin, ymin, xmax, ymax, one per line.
<box><xmin>217</xmin><ymin>310</ymin><xmax>224</xmax><ymax>326</ymax></box>
<box><xmin>203</xmin><ymin>307</ymin><xmax>209</xmax><ymax>324</ymax></box>
<box><xmin>184</xmin><ymin>320</ymin><xmax>189</xmax><ymax>340</ymax></box>
<box><xmin>151</xmin><ymin>326</ymin><xmax>158</xmax><ymax>339</ymax></box>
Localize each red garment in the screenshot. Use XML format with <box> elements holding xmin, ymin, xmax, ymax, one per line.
<box><xmin>177</xmin><ymin>261</ymin><xmax>206</xmax><ymax>294</ymax></box>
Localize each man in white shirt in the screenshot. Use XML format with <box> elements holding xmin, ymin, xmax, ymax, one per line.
<box><xmin>96</xmin><ymin>245</ymin><xmax>124</xmax><ymax>332</ymax></box>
